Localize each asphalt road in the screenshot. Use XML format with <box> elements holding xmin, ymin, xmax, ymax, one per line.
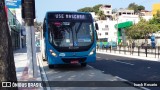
<box><xmin>41</xmin><ymin>57</ymin><xmax>142</xmax><ymax>90</ymax></box>
<box><xmin>88</xmin><ymin>53</ymin><xmax>160</xmax><ymax>90</ymax></box>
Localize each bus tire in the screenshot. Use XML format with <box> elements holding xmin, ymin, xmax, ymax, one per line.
<box><xmin>48</xmin><ymin>64</ymin><xmax>55</xmax><ymax>69</ymax></box>
<box><xmin>81</xmin><ymin>63</ymin><xmax>87</xmax><ymax>67</ymax></box>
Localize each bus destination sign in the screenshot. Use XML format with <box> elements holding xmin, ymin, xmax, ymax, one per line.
<box><xmin>48</xmin><ymin>13</ymin><xmax>92</xmax><ymax>21</ymax></box>
<box><xmin>55</xmin><ymin>14</ymin><xmax>86</xmax><ymax>19</ymax></box>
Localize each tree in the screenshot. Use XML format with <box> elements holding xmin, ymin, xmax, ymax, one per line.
<box><xmin>156</xmin><ymin>10</ymin><xmax>160</xmax><ymax>17</ymax></box>
<box><xmin>77</xmin><ymin>4</ymin><xmax>103</xmax><ymax>14</ymax></box>
<box><xmin>97</xmin><ymin>10</ymin><xmax>106</xmax><ymax>20</ymax></box>
<box><xmin>0</xmin><ymin>0</ymin><xmax>18</xmax><ymax>90</ymax></box>
<box><xmin>149</xmin><ymin>10</ymin><xmax>160</xmax><ymax>25</ymax></box>
<box><xmin>34</xmin><ymin>21</ymin><xmax>42</xmax><ymax>32</ymax></box>
<box><xmin>77</xmin><ymin>7</ymin><xmax>94</xmax><ymax>12</ymax></box>
<box><xmin>112</xmin><ymin>8</ymin><xmax>118</xmax><ymax>14</ymax></box>
<box><xmin>93</xmin><ymin>4</ymin><xmax>103</xmax><ymax>14</ymax></box>
<box><xmin>126</xmin><ymin>19</ymin><xmax>159</xmax><ymax>44</ymax></box>
<box><xmin>137</xmin><ymin>5</ymin><xmax>145</xmax><ymax>11</ymax></box>
<box><xmin>149</xmin><ymin>10</ymin><xmax>160</xmax><ymax>33</ymax></box>
<box><xmin>128</xmin><ymin>3</ymin><xmax>145</xmax><ymax>13</ymax></box>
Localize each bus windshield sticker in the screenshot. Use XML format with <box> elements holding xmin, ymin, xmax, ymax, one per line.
<box><xmin>69</xmin><ymin>43</ymin><xmax>73</xmax><ymax>46</ymax></box>
<box><xmin>66</xmin><ymin>39</ymin><xmax>70</xmax><ymax>42</ymax></box>
<box><xmin>74</xmin><ymin>42</ymin><xmax>78</xmax><ymax>46</ymax></box>
<box><xmin>63</xmin><ymin>22</ymin><xmax>70</xmax><ymax>25</ymax></box>
<box><xmin>78</xmin><ymin>39</ymin><xmax>84</xmax><ymax>42</ymax></box>
<box><xmin>78</xmin><ymin>39</ymin><xmax>91</xmax><ymax>42</ymax></box>
<box><xmin>84</xmin><ymin>39</ymin><xmax>91</xmax><ymax>42</ymax></box>
<box><xmin>59</xmin><ymin>53</ymin><xmax>65</xmax><ymax>57</ymax></box>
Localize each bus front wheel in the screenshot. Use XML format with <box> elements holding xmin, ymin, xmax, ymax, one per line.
<box><xmin>49</xmin><ymin>64</ymin><xmax>55</xmax><ymax>69</ymax></box>
<box><xmin>81</xmin><ymin>63</ymin><xmax>87</xmax><ymax>67</ymax></box>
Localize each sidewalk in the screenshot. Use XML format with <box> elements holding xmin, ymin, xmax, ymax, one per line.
<box><xmin>96</xmin><ymin>49</ymin><xmax>160</xmax><ymax>62</ymax></box>
<box><xmin>14</xmin><ymin>48</ymin><xmax>42</xmax><ymax>90</ymax></box>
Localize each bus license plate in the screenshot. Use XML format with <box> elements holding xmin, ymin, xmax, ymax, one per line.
<box><xmin>71</xmin><ymin>60</ymin><xmax>78</xmax><ymax>64</ymax></box>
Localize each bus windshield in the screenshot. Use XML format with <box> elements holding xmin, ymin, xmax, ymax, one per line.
<box><xmin>48</xmin><ymin>21</ymin><xmax>94</xmax><ymax>48</ymax></box>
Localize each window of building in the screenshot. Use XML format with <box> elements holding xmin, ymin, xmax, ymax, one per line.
<box><xmin>105</xmin><ymin>32</ymin><xmax>108</xmax><ymax>35</ymax></box>
<box><xmin>105</xmin><ymin>25</ymin><xmax>108</xmax><ymax>28</ymax></box>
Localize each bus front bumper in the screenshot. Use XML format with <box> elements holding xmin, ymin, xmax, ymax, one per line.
<box><xmin>48</xmin><ymin>54</ymin><xmax>96</xmax><ymax>65</ymax></box>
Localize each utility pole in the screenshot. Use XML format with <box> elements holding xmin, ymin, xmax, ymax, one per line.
<box><xmin>21</xmin><ymin>0</ymin><xmax>37</xmax><ymax>78</ymax></box>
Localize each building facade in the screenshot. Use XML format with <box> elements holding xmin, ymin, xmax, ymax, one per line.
<box><xmin>152</xmin><ymin>3</ymin><xmax>160</xmax><ymax>15</ymax></box>
<box><xmin>7</xmin><ymin>8</ymin><xmax>22</xmax><ymax>50</ymax></box>
<box><xmin>96</xmin><ymin>20</ymin><xmax>117</xmax><ymax>42</ymax></box>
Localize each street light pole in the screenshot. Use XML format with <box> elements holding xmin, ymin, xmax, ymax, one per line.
<box><xmin>22</xmin><ymin>0</ymin><xmax>37</xmax><ymax>78</ymax></box>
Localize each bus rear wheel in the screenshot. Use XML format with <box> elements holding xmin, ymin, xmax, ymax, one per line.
<box><xmin>81</xmin><ymin>63</ymin><xmax>87</xmax><ymax>67</ymax></box>
<box><xmin>49</xmin><ymin>64</ymin><xmax>55</xmax><ymax>69</ymax></box>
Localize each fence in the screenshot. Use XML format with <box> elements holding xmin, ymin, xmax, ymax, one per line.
<box><xmin>96</xmin><ymin>46</ymin><xmax>160</xmax><ymax>59</ymax></box>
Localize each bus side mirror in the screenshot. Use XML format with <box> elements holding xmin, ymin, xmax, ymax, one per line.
<box><xmin>95</xmin><ymin>23</ymin><xmax>99</xmax><ymax>30</ymax></box>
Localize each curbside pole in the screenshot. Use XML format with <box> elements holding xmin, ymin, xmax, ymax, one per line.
<box><xmin>22</xmin><ymin>0</ymin><xmax>37</xmax><ymax>78</ymax></box>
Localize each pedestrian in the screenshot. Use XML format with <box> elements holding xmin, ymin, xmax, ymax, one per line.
<box><xmin>132</xmin><ymin>42</ymin><xmax>135</xmax><ymax>54</ymax></box>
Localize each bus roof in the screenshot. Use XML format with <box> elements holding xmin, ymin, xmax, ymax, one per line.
<box><xmin>45</xmin><ymin>11</ymin><xmax>91</xmax><ymax>17</ymax></box>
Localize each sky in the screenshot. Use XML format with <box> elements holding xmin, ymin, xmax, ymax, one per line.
<box><xmin>35</xmin><ymin>0</ymin><xmax>160</xmax><ymax>22</ymax></box>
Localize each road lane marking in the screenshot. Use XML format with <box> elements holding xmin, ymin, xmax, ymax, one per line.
<box><xmin>113</xmin><ymin>60</ymin><xmax>134</xmax><ymax>66</ymax></box>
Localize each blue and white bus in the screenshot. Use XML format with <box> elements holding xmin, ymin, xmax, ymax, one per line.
<box><xmin>41</xmin><ymin>11</ymin><xmax>98</xmax><ymax>68</ymax></box>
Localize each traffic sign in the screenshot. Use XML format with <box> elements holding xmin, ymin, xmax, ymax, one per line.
<box><xmin>5</xmin><ymin>0</ymin><xmax>21</xmax><ymax>9</ymax></box>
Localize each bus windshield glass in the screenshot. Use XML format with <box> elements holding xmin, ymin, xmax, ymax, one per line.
<box><xmin>48</xmin><ymin>21</ymin><xmax>94</xmax><ymax>48</ymax></box>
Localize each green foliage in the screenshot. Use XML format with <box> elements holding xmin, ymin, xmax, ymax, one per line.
<box><xmin>156</xmin><ymin>10</ymin><xmax>160</xmax><ymax>17</ymax></box>
<box><xmin>77</xmin><ymin>7</ymin><xmax>94</xmax><ymax>12</ymax></box>
<box><xmin>149</xmin><ymin>10</ymin><xmax>160</xmax><ymax>24</ymax></box>
<box><xmin>77</xmin><ymin>4</ymin><xmax>103</xmax><ymax>13</ymax></box>
<box><xmin>137</xmin><ymin>5</ymin><xmax>145</xmax><ymax>11</ymax></box>
<box><xmin>97</xmin><ymin>10</ymin><xmax>106</xmax><ymax>20</ymax></box>
<box><xmin>112</xmin><ymin>8</ymin><xmax>118</xmax><ymax>14</ymax></box>
<box><xmin>77</xmin><ymin>4</ymin><xmax>105</xmax><ymax>20</ymax></box>
<box><xmin>126</xmin><ymin>19</ymin><xmax>159</xmax><ymax>40</ymax></box>
<box><xmin>93</xmin><ymin>4</ymin><xmax>103</xmax><ymax>14</ymax></box>
<box><xmin>128</xmin><ymin>3</ymin><xmax>145</xmax><ymax>13</ymax></box>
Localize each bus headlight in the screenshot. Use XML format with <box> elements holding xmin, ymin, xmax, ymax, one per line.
<box><xmin>50</xmin><ymin>50</ymin><xmax>57</xmax><ymax>57</ymax></box>
<box><xmin>89</xmin><ymin>48</ymin><xmax>95</xmax><ymax>55</ymax></box>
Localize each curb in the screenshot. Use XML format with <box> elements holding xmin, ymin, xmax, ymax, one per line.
<box><xmin>37</xmin><ymin>53</ymin><xmax>51</xmax><ymax>90</ymax></box>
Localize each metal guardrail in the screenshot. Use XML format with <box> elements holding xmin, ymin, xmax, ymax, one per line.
<box><xmin>96</xmin><ymin>46</ymin><xmax>160</xmax><ymax>58</ymax></box>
